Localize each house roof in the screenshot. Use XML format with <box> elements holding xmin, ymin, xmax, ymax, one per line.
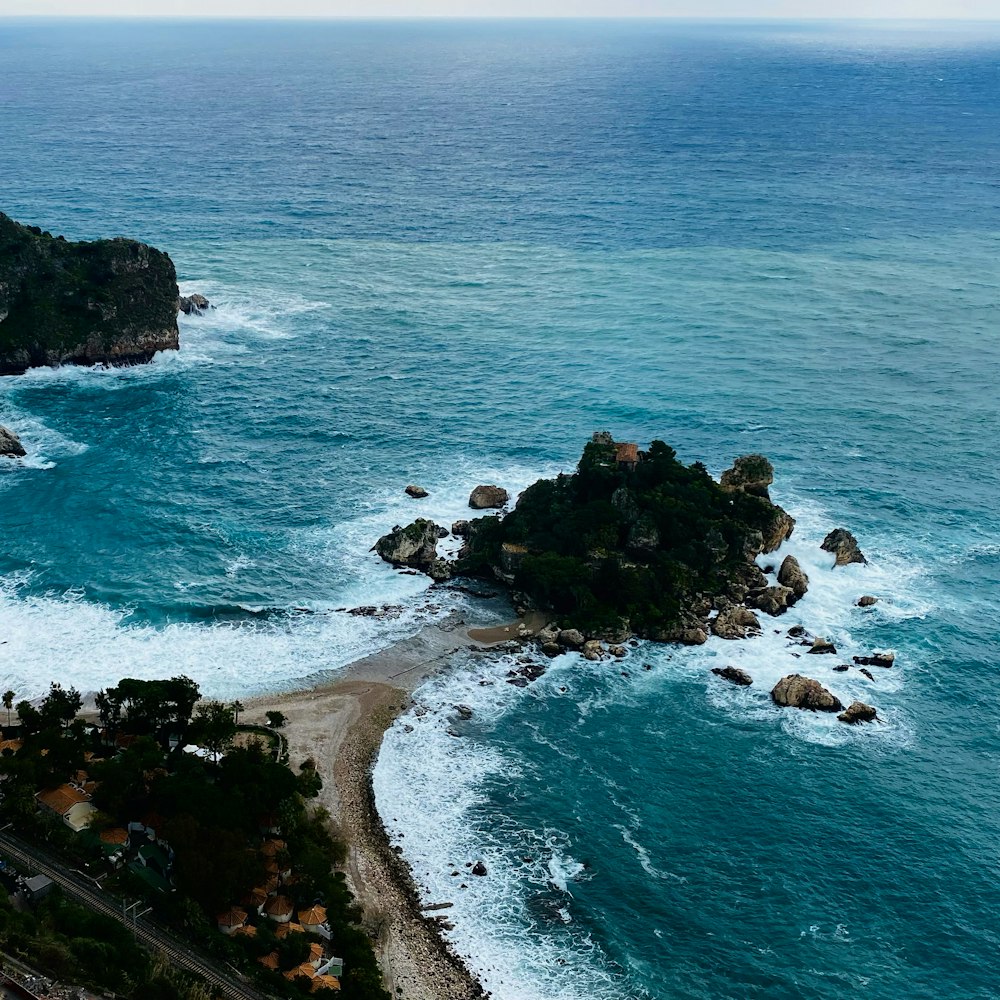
<box><xmin>284</xmin><ymin>963</ymin><xmax>317</xmax><ymax>982</ymax></box>
<box><xmin>232</xmin><ymin>924</ymin><xmax>258</xmax><ymax>938</ymax></box>
<box><xmin>264</xmin><ymin>894</ymin><xmax>294</xmax><ymax>916</ymax></box>
<box><xmin>242</xmin><ymin>886</ymin><xmax>268</xmax><ymax>907</ymax></box>
<box><xmin>217</xmin><ymin>906</ymin><xmax>248</xmax><ymax>927</ymax></box>
<box><xmin>309</xmin><ymin>942</ymin><xmax>324</xmax><ymax>961</ymax></box>
<box><xmin>275</xmin><ymin>922</ymin><xmax>304</xmax><ymax>939</ymax></box>
<box><xmin>260</xmin><ymin>838</ymin><xmax>286</xmax><ymax>857</ymax></box>
<box><xmin>258</xmin><ymin>951</ymin><xmax>280</xmax><ymax>971</ymax></box>
<box><xmin>299</xmin><ymin>905</ymin><xmax>327</xmax><ymax>925</ymax></box>
<box><xmin>615</xmin><ymin>442</ymin><xmax>639</xmax><ymax>464</ymax></box>
<box><xmin>35</xmin><ymin>784</ymin><xmax>89</xmax><ymax>815</ymax></box>
<box><xmin>0</xmin><ymin>739</ymin><xmax>23</xmax><ymax>754</ymax></box>
<box><xmin>311</xmin><ymin>975</ymin><xmax>341</xmax><ymax>992</ymax></box>
<box><xmin>100</xmin><ymin>827</ymin><xmax>129</xmax><ymax>845</ymax></box>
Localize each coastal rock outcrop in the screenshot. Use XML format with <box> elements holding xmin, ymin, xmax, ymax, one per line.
<box><xmin>711</xmin><ymin>606</ymin><xmax>761</xmax><ymax>640</ymax></box>
<box><xmin>0</xmin><ymin>212</ymin><xmax>179</xmax><ymax>374</ymax></box>
<box><xmin>838</xmin><ymin>701</ymin><xmax>878</xmax><ymax>724</ymax></box>
<box><xmin>747</xmin><ymin>585</ymin><xmax>795</xmax><ymax>616</ymax></box>
<box><xmin>807</xmin><ymin>638</ymin><xmax>837</xmax><ymax>654</ymax></box>
<box><xmin>452</xmin><ymin>519</ymin><xmax>470</xmax><ymax>536</ymax></box>
<box><xmin>373</xmin><ymin>519</ymin><xmax>445</xmax><ymax>572</ymax></box>
<box><xmin>720</xmin><ymin>454</ymin><xmax>774</xmax><ymax>499</ymax></box>
<box><xmin>853</xmin><ymin>652</ymin><xmax>895</xmax><ymax>669</ymax></box>
<box><xmin>712</xmin><ymin>666</ymin><xmax>753</xmax><ymax>686</ymax></box>
<box><xmin>469</xmin><ymin>485</ymin><xmax>509</xmax><ymax>509</ymax></box>
<box><xmin>821</xmin><ymin>528</ymin><xmax>867</xmax><ymax>567</ymax></box>
<box><xmin>0</xmin><ymin>425</ymin><xmax>26</xmax><ymax>458</ymax></box>
<box><xmin>771</xmin><ymin>675</ymin><xmax>843</xmax><ymax>712</ymax></box>
<box><xmin>177</xmin><ymin>292</ymin><xmax>211</xmax><ymax>315</ymax></box>
<box><xmin>777</xmin><ymin>555</ymin><xmax>809</xmax><ymax>601</ymax></box>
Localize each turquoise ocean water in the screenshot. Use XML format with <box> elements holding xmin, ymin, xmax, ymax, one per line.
<box><xmin>2</xmin><ymin>18</ymin><xmax>1000</xmax><ymax>999</ymax></box>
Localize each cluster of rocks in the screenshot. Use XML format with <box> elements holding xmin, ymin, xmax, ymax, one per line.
<box><xmin>0</xmin><ymin>425</ymin><xmax>26</xmax><ymax>459</ymax></box>
<box><xmin>399</xmin><ymin>483</ymin><xmax>510</xmax><ymax>509</ymax></box>
<box><xmin>533</xmin><ymin>623</ymin><xmax>629</xmax><ymax>661</ymax></box>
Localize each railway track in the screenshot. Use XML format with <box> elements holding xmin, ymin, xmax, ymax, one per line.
<box><xmin>0</xmin><ymin>831</ymin><xmax>272</xmax><ymax>1000</ymax></box>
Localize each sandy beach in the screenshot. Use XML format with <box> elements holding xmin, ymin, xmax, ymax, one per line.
<box><xmin>242</xmin><ymin>610</ymin><xmax>540</xmax><ymax>1000</ymax></box>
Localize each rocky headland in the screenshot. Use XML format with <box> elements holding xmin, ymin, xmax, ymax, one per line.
<box><xmin>0</xmin><ymin>212</ymin><xmax>180</xmax><ymax>374</ymax></box>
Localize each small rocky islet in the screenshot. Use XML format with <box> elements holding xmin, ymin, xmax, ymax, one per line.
<box><xmin>375</xmin><ymin>433</ymin><xmax>888</xmax><ymax>726</ymax></box>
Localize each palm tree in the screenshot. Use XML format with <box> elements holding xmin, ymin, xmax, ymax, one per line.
<box><xmin>231</xmin><ymin>700</ymin><xmax>244</xmax><ymax>726</ymax></box>
<box><xmin>2</xmin><ymin>690</ymin><xmax>14</xmax><ymax>727</ymax></box>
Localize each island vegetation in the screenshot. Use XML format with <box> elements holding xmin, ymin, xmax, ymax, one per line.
<box><xmin>456</xmin><ymin>433</ymin><xmax>795</xmax><ymax>637</ymax></box>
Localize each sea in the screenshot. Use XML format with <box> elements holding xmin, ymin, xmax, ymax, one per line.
<box><xmin>2</xmin><ymin>17</ymin><xmax>1000</xmax><ymax>1000</ymax></box>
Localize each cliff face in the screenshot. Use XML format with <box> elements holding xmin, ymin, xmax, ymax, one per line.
<box><xmin>0</xmin><ymin>213</ymin><xmax>179</xmax><ymax>374</ymax></box>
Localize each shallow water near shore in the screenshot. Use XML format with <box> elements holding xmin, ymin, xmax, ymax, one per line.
<box><xmin>3</xmin><ymin>17</ymin><xmax>1000</xmax><ymax>1000</ymax></box>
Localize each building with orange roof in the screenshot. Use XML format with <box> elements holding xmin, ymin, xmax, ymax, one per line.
<box><xmin>264</xmin><ymin>894</ymin><xmax>294</xmax><ymax>922</ymax></box>
<box><xmin>35</xmin><ymin>783</ymin><xmax>97</xmax><ymax>833</ymax></box>
<box><xmin>260</xmin><ymin>838</ymin><xmax>286</xmax><ymax>857</ymax></box>
<box><xmin>216</xmin><ymin>906</ymin><xmax>248</xmax><ymax>935</ymax></box>
<box><xmin>99</xmin><ymin>827</ymin><xmax>129</xmax><ymax>846</ymax></box>
<box><xmin>274</xmin><ymin>921</ymin><xmax>304</xmax><ymax>939</ymax></box>
<box><xmin>311</xmin><ymin>974</ymin><xmax>341</xmax><ymax>993</ymax></box>
<box><xmin>257</xmin><ymin>951</ymin><xmax>280</xmax><ymax>971</ymax></box>
<box><xmin>614</xmin><ymin>441</ymin><xmax>639</xmax><ymax>471</ymax></box>
<box><xmin>284</xmin><ymin>963</ymin><xmax>317</xmax><ymax>984</ymax></box>
<box><xmin>308</xmin><ymin>942</ymin><xmax>324</xmax><ymax>968</ymax></box>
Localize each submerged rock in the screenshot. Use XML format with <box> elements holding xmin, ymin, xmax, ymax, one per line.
<box><xmin>711</xmin><ymin>666</ymin><xmax>753</xmax><ymax>687</ymax></box>
<box><xmin>469</xmin><ymin>484</ymin><xmax>509</xmax><ymax>509</ymax></box>
<box><xmin>777</xmin><ymin>555</ymin><xmax>809</xmax><ymax>601</ymax></box>
<box><xmin>0</xmin><ymin>425</ymin><xmax>26</xmax><ymax>458</ymax></box>
<box><xmin>405</xmin><ymin>484</ymin><xmax>429</xmax><ymax>498</ymax></box>
<box><xmin>771</xmin><ymin>675</ymin><xmax>843</xmax><ymax>712</ymax></box>
<box><xmin>833</xmin><ymin>664</ymin><xmax>850</xmax><ymax>673</ymax></box>
<box><xmin>471</xmin><ymin>861</ymin><xmax>487</xmax><ymax>876</ymax></box>
<box><xmin>821</xmin><ymin>528</ymin><xmax>867</xmax><ymax>567</ymax></box>
<box><xmin>859</xmin><ymin>668</ymin><xmax>876</xmax><ymax>682</ymax></box>
<box><xmin>838</xmin><ymin>701</ymin><xmax>878</xmax><ymax>725</ymax></box>
<box><xmin>0</xmin><ymin>212</ymin><xmax>179</xmax><ymax>374</ymax></box>
<box><xmin>856</xmin><ymin>595</ymin><xmax>879</xmax><ymax>607</ymax></box>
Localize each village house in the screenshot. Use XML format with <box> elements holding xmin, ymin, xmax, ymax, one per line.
<box><xmin>35</xmin><ymin>783</ymin><xmax>97</xmax><ymax>833</ymax></box>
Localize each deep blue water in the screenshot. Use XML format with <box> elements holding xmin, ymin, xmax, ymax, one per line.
<box><xmin>2</xmin><ymin>17</ymin><xmax>1000</xmax><ymax>1000</ymax></box>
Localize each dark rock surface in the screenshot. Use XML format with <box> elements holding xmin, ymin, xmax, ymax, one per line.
<box><xmin>0</xmin><ymin>212</ymin><xmax>179</xmax><ymax>374</ymax></box>
<box><xmin>711</xmin><ymin>606</ymin><xmax>761</xmax><ymax>640</ymax></box>
<box><xmin>373</xmin><ymin>519</ymin><xmax>445</xmax><ymax>572</ymax></box>
<box><xmin>821</xmin><ymin>528</ymin><xmax>867</xmax><ymax>566</ymax></box>
<box><xmin>856</xmin><ymin>595</ymin><xmax>879</xmax><ymax>607</ymax></box>
<box><xmin>838</xmin><ymin>701</ymin><xmax>878</xmax><ymax>724</ymax></box>
<box><xmin>0</xmin><ymin>425</ymin><xmax>26</xmax><ymax>458</ymax></box>
<box><xmin>853</xmin><ymin>652</ymin><xmax>895</xmax><ymax>669</ymax></box>
<box><xmin>777</xmin><ymin>555</ymin><xmax>809</xmax><ymax>601</ymax></box>
<box><xmin>177</xmin><ymin>292</ymin><xmax>211</xmax><ymax>315</ymax></box>
<box><xmin>711</xmin><ymin>666</ymin><xmax>753</xmax><ymax>686</ymax></box>
<box><xmin>405</xmin><ymin>485</ymin><xmax>429</xmax><ymax>498</ymax></box>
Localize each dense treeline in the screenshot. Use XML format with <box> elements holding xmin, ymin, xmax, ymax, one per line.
<box><xmin>0</xmin><ymin>679</ymin><xmax>389</xmax><ymax>1000</ymax></box>
<box><xmin>459</xmin><ymin>438</ymin><xmax>789</xmax><ymax>634</ymax></box>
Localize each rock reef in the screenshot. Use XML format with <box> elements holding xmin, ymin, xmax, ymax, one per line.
<box><xmin>0</xmin><ymin>425</ymin><xmax>26</xmax><ymax>458</ymax></box>
<box><xmin>0</xmin><ymin>212</ymin><xmax>179</xmax><ymax>374</ymax></box>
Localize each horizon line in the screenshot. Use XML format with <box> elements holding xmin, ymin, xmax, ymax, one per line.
<box><xmin>2</xmin><ymin>13</ymin><xmax>1000</xmax><ymax>20</ymax></box>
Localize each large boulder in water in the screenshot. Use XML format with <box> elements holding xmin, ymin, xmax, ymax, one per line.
<box><xmin>838</xmin><ymin>701</ymin><xmax>878</xmax><ymax>725</ymax></box>
<box><xmin>0</xmin><ymin>425</ymin><xmax>26</xmax><ymax>458</ymax></box>
<box><xmin>777</xmin><ymin>555</ymin><xmax>808</xmax><ymax>601</ymax></box>
<box><xmin>0</xmin><ymin>212</ymin><xmax>179</xmax><ymax>374</ymax></box>
<box><xmin>720</xmin><ymin>454</ymin><xmax>774</xmax><ymax>499</ymax></box>
<box><xmin>469</xmin><ymin>484</ymin><xmax>509</xmax><ymax>509</ymax></box>
<box><xmin>771</xmin><ymin>675</ymin><xmax>843</xmax><ymax>712</ymax></box>
<box><xmin>177</xmin><ymin>292</ymin><xmax>211</xmax><ymax>315</ymax></box>
<box><xmin>374</xmin><ymin>519</ymin><xmax>444</xmax><ymax>571</ymax></box>
<box><xmin>821</xmin><ymin>528</ymin><xmax>867</xmax><ymax>567</ymax></box>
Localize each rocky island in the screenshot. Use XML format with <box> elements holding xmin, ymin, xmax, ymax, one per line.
<box><xmin>0</xmin><ymin>212</ymin><xmax>180</xmax><ymax>374</ymax></box>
